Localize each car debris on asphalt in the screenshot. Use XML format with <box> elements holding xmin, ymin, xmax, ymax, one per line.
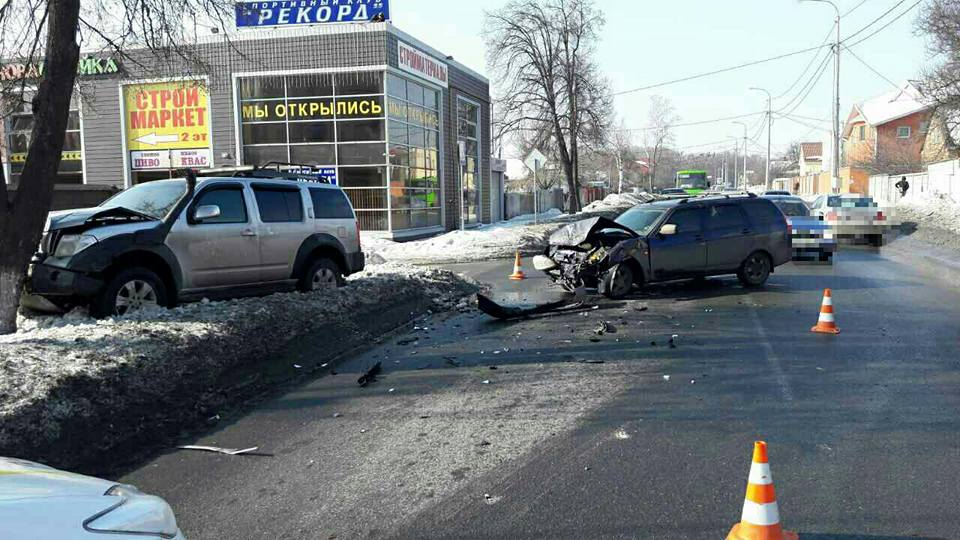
<box><xmin>177</xmin><ymin>445</ymin><xmax>259</xmax><ymax>456</ymax></box>
<box><xmin>358</xmin><ymin>361</ymin><xmax>382</xmax><ymax>387</ymax></box>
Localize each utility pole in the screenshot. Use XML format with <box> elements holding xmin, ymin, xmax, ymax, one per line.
<box><xmin>733</xmin><ymin>121</ymin><xmax>748</xmax><ymax>190</ymax></box>
<box><xmin>803</xmin><ymin>0</ymin><xmax>841</xmax><ymax>193</ymax></box>
<box><xmin>750</xmin><ymin>87</ymin><xmax>773</xmax><ymax>190</ymax></box>
<box><xmin>728</xmin><ymin>136</ymin><xmax>739</xmax><ymax>189</ymax></box>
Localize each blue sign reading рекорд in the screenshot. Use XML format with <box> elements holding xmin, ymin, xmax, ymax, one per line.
<box><xmin>235</xmin><ymin>0</ymin><xmax>389</xmax><ymax>28</ymax></box>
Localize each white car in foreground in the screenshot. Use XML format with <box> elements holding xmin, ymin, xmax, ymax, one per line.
<box><xmin>0</xmin><ymin>457</ymin><xmax>184</xmax><ymax>539</ymax></box>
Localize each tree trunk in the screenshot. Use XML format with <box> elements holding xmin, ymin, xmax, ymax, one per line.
<box><xmin>0</xmin><ymin>0</ymin><xmax>82</xmax><ymax>334</ymax></box>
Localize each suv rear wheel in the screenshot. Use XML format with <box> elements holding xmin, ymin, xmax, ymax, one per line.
<box><xmin>92</xmin><ymin>267</ymin><xmax>169</xmax><ymax>318</ymax></box>
<box><xmin>298</xmin><ymin>257</ymin><xmax>344</xmax><ymax>292</ymax></box>
<box><xmin>737</xmin><ymin>252</ymin><xmax>771</xmax><ymax>287</ymax></box>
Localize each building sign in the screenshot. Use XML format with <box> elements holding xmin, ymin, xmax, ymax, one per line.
<box><xmin>0</xmin><ymin>56</ymin><xmax>120</xmax><ymax>82</ymax></box>
<box><xmin>240</xmin><ymin>97</ymin><xmax>383</xmax><ymax>122</ymax></box>
<box><xmin>387</xmin><ymin>98</ymin><xmax>439</xmax><ymax>128</ymax></box>
<box><xmin>235</xmin><ymin>0</ymin><xmax>389</xmax><ymax>28</ymax></box>
<box><xmin>9</xmin><ymin>151</ymin><xmax>82</xmax><ymax>163</ymax></box>
<box><xmin>122</xmin><ymin>80</ymin><xmax>212</xmax><ymax>170</ymax></box>
<box><xmin>397</xmin><ymin>41</ymin><xmax>448</xmax><ymax>88</ymax></box>
<box><xmin>318</xmin><ymin>167</ymin><xmax>337</xmax><ymax>184</ymax></box>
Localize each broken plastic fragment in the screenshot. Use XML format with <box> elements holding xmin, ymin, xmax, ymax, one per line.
<box><xmin>177</xmin><ymin>445</ymin><xmax>258</xmax><ymax>456</ymax></box>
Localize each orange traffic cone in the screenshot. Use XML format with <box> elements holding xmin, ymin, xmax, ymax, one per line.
<box><xmin>811</xmin><ymin>288</ymin><xmax>840</xmax><ymax>334</ymax></box>
<box><xmin>727</xmin><ymin>441</ymin><xmax>798</xmax><ymax>540</ymax></box>
<box><xmin>509</xmin><ymin>251</ymin><xmax>526</xmax><ymax>281</ymax></box>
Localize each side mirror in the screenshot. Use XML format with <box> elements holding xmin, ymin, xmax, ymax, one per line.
<box><xmin>193</xmin><ymin>205</ymin><xmax>221</xmax><ymax>222</ymax></box>
<box><xmin>659</xmin><ymin>224</ymin><xmax>678</xmax><ymax>236</ymax></box>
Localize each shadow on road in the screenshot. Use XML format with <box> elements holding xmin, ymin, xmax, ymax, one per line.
<box><xmin>801</xmin><ymin>534</ymin><xmax>948</xmax><ymax>540</ymax></box>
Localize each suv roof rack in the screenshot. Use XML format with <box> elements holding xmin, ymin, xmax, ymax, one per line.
<box><xmin>202</xmin><ymin>162</ymin><xmax>333</xmax><ymax>184</ymax></box>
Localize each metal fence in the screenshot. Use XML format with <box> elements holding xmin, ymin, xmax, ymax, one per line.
<box><xmin>504</xmin><ymin>189</ymin><xmax>565</xmax><ymax>220</ymax></box>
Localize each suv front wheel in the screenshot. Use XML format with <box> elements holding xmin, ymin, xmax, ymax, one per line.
<box><xmin>298</xmin><ymin>257</ymin><xmax>344</xmax><ymax>292</ymax></box>
<box><xmin>737</xmin><ymin>252</ymin><xmax>771</xmax><ymax>287</ymax></box>
<box><xmin>92</xmin><ymin>267</ymin><xmax>169</xmax><ymax>318</ymax></box>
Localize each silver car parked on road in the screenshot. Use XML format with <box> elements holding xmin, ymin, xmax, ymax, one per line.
<box><xmin>27</xmin><ymin>170</ymin><xmax>364</xmax><ymax>317</ymax></box>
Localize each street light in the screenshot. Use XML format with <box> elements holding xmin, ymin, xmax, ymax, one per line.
<box><xmin>732</xmin><ymin>121</ymin><xmax>748</xmax><ymax>190</ymax></box>
<box><xmin>801</xmin><ymin>0</ymin><xmax>841</xmax><ymax>193</ymax></box>
<box><xmin>750</xmin><ymin>87</ymin><xmax>773</xmax><ymax>190</ymax></box>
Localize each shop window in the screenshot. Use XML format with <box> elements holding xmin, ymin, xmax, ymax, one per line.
<box><xmin>387</xmin><ymin>97</ymin><xmax>407</xmax><ymax>121</ymax></box>
<box><xmin>387</xmin><ymin>73</ymin><xmax>407</xmax><ymax>99</ymax></box>
<box><xmin>243</xmin><ymin>123</ymin><xmax>287</xmax><ymax>145</ymax></box>
<box><xmin>344</xmin><ymin>189</ymin><xmax>387</xmax><ymax>210</ymax></box>
<box><xmin>388</xmin><ymin>122</ymin><xmax>409</xmax><ymax>144</ymax></box>
<box><xmin>239</xmin><ymin>77</ymin><xmax>284</xmax><ymax>100</ymax></box>
<box><xmin>334</xmin><ymin>96</ymin><xmax>384</xmax><ymax>120</ymax></box>
<box><xmin>406</xmin><ymin>81</ymin><xmax>424</xmax><ymax>106</ymax></box>
<box><xmin>457</xmin><ymin>98</ymin><xmax>482</xmax><ymax>225</ymax></box>
<box><xmin>4</xmin><ymin>96</ymin><xmax>83</xmax><ymax>185</ymax></box>
<box><xmin>408</xmin><ymin>126</ymin><xmax>426</xmax><ymax>147</ymax></box>
<box><xmin>336</xmin><ymin>72</ymin><xmax>383</xmax><ymax>95</ymax></box>
<box><xmin>286</xmin><ymin>74</ymin><xmax>334</xmax><ymax>98</ymax></box>
<box><xmin>423</xmin><ymin>88</ymin><xmax>439</xmax><ymax>111</ymax></box>
<box><xmin>244</xmin><ymin>145</ymin><xmax>288</xmax><ymax>165</ymax></box>
<box><xmin>337</xmin><ymin>120</ymin><xmax>385</xmax><ymax>142</ymax></box>
<box><xmin>288</xmin><ymin>122</ymin><xmax>335</xmax><ymax>144</ymax></box>
<box><xmin>338</xmin><ymin>143</ymin><xmax>386</xmax><ymax>165</ymax></box>
<box><xmin>340</xmin><ymin>166</ymin><xmax>387</xmax><ymax>187</ymax></box>
<box><xmin>290</xmin><ymin>144</ymin><xmax>336</xmax><ymax>165</ymax></box>
<box><xmin>354</xmin><ymin>210</ymin><xmax>388</xmax><ymax>231</ymax></box>
<box><xmin>390</xmin><ymin>166</ymin><xmax>408</xmax><ymax>185</ymax></box>
<box><xmin>389</xmin><ymin>146</ymin><xmax>409</xmax><ymax>167</ymax></box>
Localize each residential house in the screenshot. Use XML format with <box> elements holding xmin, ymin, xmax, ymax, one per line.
<box><xmin>921</xmin><ymin>108</ymin><xmax>960</xmax><ymax>163</ymax></box>
<box><xmin>842</xmin><ymin>82</ymin><xmax>933</xmax><ymax>174</ymax></box>
<box><xmin>799</xmin><ymin>142</ymin><xmax>823</xmax><ymax>176</ymax></box>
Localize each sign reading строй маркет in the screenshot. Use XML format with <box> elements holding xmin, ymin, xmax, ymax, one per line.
<box><xmin>235</xmin><ymin>0</ymin><xmax>389</xmax><ymax>28</ymax></box>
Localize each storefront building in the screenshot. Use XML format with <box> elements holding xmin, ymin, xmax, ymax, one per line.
<box><xmin>0</xmin><ymin>23</ymin><xmax>491</xmax><ymax>237</ymax></box>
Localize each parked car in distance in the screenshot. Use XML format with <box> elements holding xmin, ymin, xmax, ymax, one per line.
<box><xmin>810</xmin><ymin>194</ymin><xmax>897</xmax><ymax>247</ymax></box>
<box><xmin>534</xmin><ymin>194</ymin><xmax>792</xmax><ymax>298</ymax></box>
<box><xmin>763</xmin><ymin>195</ymin><xmax>836</xmax><ymax>263</ymax></box>
<box><xmin>27</xmin><ymin>169</ymin><xmax>364</xmax><ymax>317</ymax></box>
<box><xmin>764</xmin><ymin>190</ymin><xmax>792</xmax><ymax>196</ymax></box>
<box><xmin>0</xmin><ymin>457</ymin><xmax>184</xmax><ymax>539</ymax></box>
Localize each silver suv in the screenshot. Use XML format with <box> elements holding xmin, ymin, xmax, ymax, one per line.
<box><xmin>27</xmin><ymin>172</ymin><xmax>364</xmax><ymax>317</ymax></box>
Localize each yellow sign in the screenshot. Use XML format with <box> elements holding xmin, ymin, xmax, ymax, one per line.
<box><xmin>123</xmin><ymin>81</ymin><xmax>210</xmax><ymax>152</ymax></box>
<box><xmin>10</xmin><ymin>151</ymin><xmax>82</xmax><ymax>163</ymax></box>
<box><xmin>240</xmin><ymin>98</ymin><xmax>383</xmax><ymax>122</ymax></box>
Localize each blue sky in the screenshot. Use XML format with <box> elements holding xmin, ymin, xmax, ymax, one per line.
<box><xmin>393</xmin><ymin>0</ymin><xmax>930</xmax><ymax>158</ymax></box>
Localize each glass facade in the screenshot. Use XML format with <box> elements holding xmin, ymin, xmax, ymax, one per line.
<box><xmin>386</xmin><ymin>73</ymin><xmax>442</xmax><ymax>230</ymax></box>
<box><xmin>238</xmin><ymin>71</ymin><xmax>389</xmax><ymax>230</ymax></box>
<box><xmin>457</xmin><ymin>99</ymin><xmax>481</xmax><ymax>225</ymax></box>
<box><xmin>2</xmin><ymin>95</ymin><xmax>83</xmax><ymax>184</ymax></box>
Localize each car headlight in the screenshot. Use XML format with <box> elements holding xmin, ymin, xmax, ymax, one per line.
<box><xmin>53</xmin><ymin>234</ymin><xmax>98</xmax><ymax>258</ymax></box>
<box><xmin>84</xmin><ymin>484</ymin><xmax>179</xmax><ymax>538</ymax></box>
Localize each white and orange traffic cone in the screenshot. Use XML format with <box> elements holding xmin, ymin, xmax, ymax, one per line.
<box><xmin>727</xmin><ymin>441</ymin><xmax>798</xmax><ymax>540</ymax></box>
<box><xmin>509</xmin><ymin>251</ymin><xmax>526</xmax><ymax>281</ymax></box>
<box><xmin>810</xmin><ymin>288</ymin><xmax>840</xmax><ymax>334</ymax></box>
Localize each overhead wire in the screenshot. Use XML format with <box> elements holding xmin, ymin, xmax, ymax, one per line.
<box><xmin>844</xmin><ymin>0</ymin><xmax>923</xmax><ymax>48</ymax></box>
<box><xmin>775</xmin><ymin>52</ymin><xmax>833</xmax><ymax>116</ymax></box>
<box><xmin>842</xmin><ymin>44</ymin><xmax>902</xmax><ymax>89</ymax></box>
<box><xmin>774</xmin><ymin>26</ymin><xmax>835</xmax><ymax>100</ymax></box>
<box><xmin>842</xmin><ymin>0</ymin><xmax>908</xmax><ymax>43</ymax></box>
<box><xmin>841</xmin><ymin>0</ymin><xmax>870</xmax><ymax>17</ymax></box>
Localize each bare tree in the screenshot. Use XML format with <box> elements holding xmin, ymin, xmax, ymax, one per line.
<box><xmin>642</xmin><ymin>95</ymin><xmax>678</xmax><ymax>192</ymax></box>
<box><xmin>0</xmin><ymin>0</ymin><xmax>233</xmax><ymax>334</ymax></box>
<box><xmin>485</xmin><ymin>0</ymin><xmax>611</xmax><ymax>214</ymax></box>
<box><xmin>916</xmin><ymin>1</ymin><xmax>960</xmax><ymax>121</ymax></box>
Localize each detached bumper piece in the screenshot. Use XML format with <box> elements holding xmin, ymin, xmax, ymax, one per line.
<box><xmin>27</xmin><ymin>263</ymin><xmax>103</xmax><ymax>298</ymax></box>
<box><xmin>477</xmin><ymin>293</ymin><xmax>584</xmax><ymax>320</ymax></box>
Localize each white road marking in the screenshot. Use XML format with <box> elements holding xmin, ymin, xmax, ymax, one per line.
<box><xmin>748</xmin><ymin>304</ymin><xmax>794</xmax><ymax>402</ymax></box>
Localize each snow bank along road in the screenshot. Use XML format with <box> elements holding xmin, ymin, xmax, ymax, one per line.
<box><xmin>0</xmin><ymin>264</ymin><xmax>477</xmax><ymax>474</ymax></box>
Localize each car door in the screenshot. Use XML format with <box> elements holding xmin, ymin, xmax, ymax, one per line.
<box><xmin>648</xmin><ymin>206</ymin><xmax>707</xmax><ymax>280</ymax></box>
<box><xmin>165</xmin><ymin>183</ymin><xmax>261</xmax><ymax>289</ymax></box>
<box><xmin>252</xmin><ymin>184</ymin><xmax>308</xmax><ymax>283</ymax></box>
<box><xmin>705</xmin><ymin>203</ymin><xmax>752</xmax><ymax>271</ymax></box>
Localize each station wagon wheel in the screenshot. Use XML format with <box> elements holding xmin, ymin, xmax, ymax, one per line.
<box><xmin>92</xmin><ymin>267</ymin><xmax>170</xmax><ymax>318</ymax></box>
<box><xmin>299</xmin><ymin>257</ymin><xmax>344</xmax><ymax>292</ymax></box>
<box><xmin>601</xmin><ymin>264</ymin><xmax>634</xmax><ymax>299</ymax></box>
<box><xmin>738</xmin><ymin>252</ymin><xmax>771</xmax><ymax>288</ymax></box>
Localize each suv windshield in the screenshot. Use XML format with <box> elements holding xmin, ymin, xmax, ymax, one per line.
<box><xmin>100</xmin><ymin>181</ymin><xmax>187</xmax><ymax>219</ymax></box>
<box><xmin>615</xmin><ymin>207</ymin><xmax>666</xmax><ymax>235</ymax></box>
<box><xmin>772</xmin><ymin>201</ymin><xmax>809</xmax><ymax>217</ymax></box>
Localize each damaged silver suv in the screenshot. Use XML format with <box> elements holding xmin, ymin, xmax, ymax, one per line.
<box><xmin>27</xmin><ymin>170</ymin><xmax>364</xmax><ymax>317</ymax></box>
<box><xmin>534</xmin><ymin>194</ymin><xmax>792</xmax><ymax>299</ymax></box>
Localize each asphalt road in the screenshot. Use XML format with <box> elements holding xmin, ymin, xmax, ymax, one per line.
<box><xmin>122</xmin><ymin>238</ymin><xmax>960</xmax><ymax>540</ymax></box>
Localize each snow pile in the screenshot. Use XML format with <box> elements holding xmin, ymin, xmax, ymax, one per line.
<box><xmin>0</xmin><ymin>264</ymin><xmax>478</xmax><ymax>470</ymax></box>
<box><xmin>896</xmin><ymin>194</ymin><xmax>960</xmax><ymax>251</ymax></box>
<box><xmin>582</xmin><ymin>192</ymin><xmax>653</xmax><ymax>212</ymax></box>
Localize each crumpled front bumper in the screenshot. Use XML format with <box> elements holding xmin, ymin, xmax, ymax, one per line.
<box><xmin>26</xmin><ymin>261</ymin><xmax>104</xmax><ymax>298</ymax></box>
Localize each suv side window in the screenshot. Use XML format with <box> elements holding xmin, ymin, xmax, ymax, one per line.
<box><xmin>667</xmin><ymin>207</ymin><xmax>705</xmax><ymax>234</ymax></box>
<box><xmin>309</xmin><ymin>188</ymin><xmax>354</xmax><ymax>219</ymax></box>
<box><xmin>193</xmin><ymin>187</ymin><xmax>248</xmax><ymax>224</ymax></box>
<box><xmin>254</xmin><ymin>187</ymin><xmax>304</xmax><ymax>223</ymax></box>
<box><xmin>709</xmin><ymin>204</ymin><xmax>748</xmax><ymax>229</ymax></box>
<box><xmin>742</xmin><ymin>200</ymin><xmax>782</xmax><ymax>225</ymax></box>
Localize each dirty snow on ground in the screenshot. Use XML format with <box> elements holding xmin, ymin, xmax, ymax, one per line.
<box><xmin>0</xmin><ymin>264</ymin><xmax>478</xmax><ymax>468</ymax></box>
<box><xmin>366</xmin><ymin>193</ymin><xmax>653</xmax><ymax>265</ymax></box>
<box><xmin>895</xmin><ymin>194</ymin><xmax>960</xmax><ymax>252</ymax></box>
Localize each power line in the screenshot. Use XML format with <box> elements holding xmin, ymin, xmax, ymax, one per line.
<box><xmin>841</xmin><ymin>0</ymin><xmax>870</xmax><ymax>17</ymax></box>
<box><xmin>844</xmin><ymin>0</ymin><xmax>923</xmax><ymax>47</ymax></box>
<box><xmin>776</xmin><ymin>52</ymin><xmax>833</xmax><ymax>117</ymax></box>
<box><xmin>842</xmin><ymin>0</ymin><xmax>908</xmax><ymax>42</ymax></box>
<box><xmin>774</xmin><ymin>26</ymin><xmax>835</xmax><ymax>100</ymax></box>
<box><xmin>612</xmin><ymin>45</ymin><xmax>829</xmax><ymax>97</ymax></box>
<box><xmin>617</xmin><ymin>111</ymin><xmax>765</xmax><ymax>132</ymax></box>
<box><xmin>842</xmin><ymin>44</ymin><xmax>901</xmax><ymax>90</ymax></box>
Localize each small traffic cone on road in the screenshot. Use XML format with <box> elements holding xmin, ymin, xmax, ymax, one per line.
<box><xmin>509</xmin><ymin>251</ymin><xmax>526</xmax><ymax>281</ymax></box>
<box><xmin>727</xmin><ymin>441</ymin><xmax>798</xmax><ymax>540</ymax></box>
<box><xmin>810</xmin><ymin>288</ymin><xmax>841</xmax><ymax>334</ymax></box>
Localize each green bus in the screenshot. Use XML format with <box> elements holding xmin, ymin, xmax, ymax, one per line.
<box><xmin>676</xmin><ymin>170</ymin><xmax>709</xmax><ymax>195</ymax></box>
